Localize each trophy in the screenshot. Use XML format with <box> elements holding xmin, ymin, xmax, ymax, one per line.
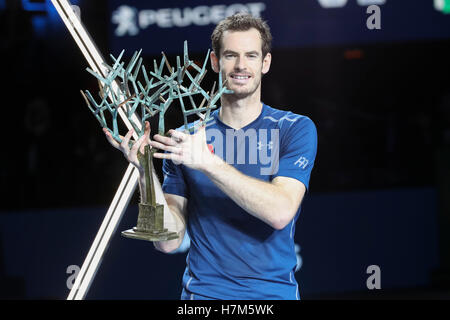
<box><xmin>80</xmin><ymin>41</ymin><xmax>230</xmax><ymax>242</ymax></box>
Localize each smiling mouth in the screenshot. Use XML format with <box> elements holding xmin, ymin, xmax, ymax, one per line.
<box><xmin>230</xmin><ymin>74</ymin><xmax>251</xmax><ymax>80</ymax></box>
<box><xmin>231</xmin><ymin>73</ymin><xmax>251</xmax><ymax>78</ymax></box>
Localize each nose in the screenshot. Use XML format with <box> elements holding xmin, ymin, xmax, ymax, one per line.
<box><xmin>234</xmin><ymin>55</ymin><xmax>246</xmax><ymax>71</ymax></box>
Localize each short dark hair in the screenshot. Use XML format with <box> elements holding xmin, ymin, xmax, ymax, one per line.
<box><xmin>211</xmin><ymin>13</ymin><xmax>272</xmax><ymax>59</ymax></box>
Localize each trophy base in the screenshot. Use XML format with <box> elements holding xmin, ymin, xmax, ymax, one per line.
<box><xmin>121</xmin><ymin>227</ymin><xmax>179</xmax><ymax>242</ymax></box>
<box><xmin>121</xmin><ymin>202</ymin><xmax>178</xmax><ymax>242</ymax></box>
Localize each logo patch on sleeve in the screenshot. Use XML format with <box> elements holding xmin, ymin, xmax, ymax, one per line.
<box><xmin>294</xmin><ymin>156</ymin><xmax>309</xmax><ymax>169</ymax></box>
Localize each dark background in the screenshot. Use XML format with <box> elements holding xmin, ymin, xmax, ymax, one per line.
<box><xmin>1</xmin><ymin>0</ymin><xmax>450</xmax><ymax>299</ymax></box>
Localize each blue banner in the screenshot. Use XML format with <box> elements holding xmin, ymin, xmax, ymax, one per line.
<box><xmin>108</xmin><ymin>0</ymin><xmax>450</xmax><ymax>55</ymax></box>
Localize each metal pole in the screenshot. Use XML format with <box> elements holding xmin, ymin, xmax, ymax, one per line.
<box><xmin>50</xmin><ymin>0</ymin><xmax>140</xmax><ymax>300</ymax></box>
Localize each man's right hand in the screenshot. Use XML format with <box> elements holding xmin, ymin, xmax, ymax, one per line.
<box><xmin>103</xmin><ymin>121</ymin><xmax>151</xmax><ymax>174</ymax></box>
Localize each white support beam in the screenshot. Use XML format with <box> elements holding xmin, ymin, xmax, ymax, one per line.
<box><xmin>69</xmin><ymin>164</ymin><xmax>139</xmax><ymax>299</ymax></box>
<box><xmin>50</xmin><ymin>0</ymin><xmax>141</xmax><ymax>300</ymax></box>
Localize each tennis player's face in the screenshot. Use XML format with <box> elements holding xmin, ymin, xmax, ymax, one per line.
<box><xmin>212</xmin><ymin>28</ymin><xmax>271</xmax><ymax>99</ymax></box>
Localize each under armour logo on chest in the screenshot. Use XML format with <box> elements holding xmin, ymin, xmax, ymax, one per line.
<box><xmin>257</xmin><ymin>141</ymin><xmax>273</xmax><ymax>150</ymax></box>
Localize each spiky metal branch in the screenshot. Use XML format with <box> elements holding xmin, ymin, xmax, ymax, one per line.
<box><xmin>80</xmin><ymin>41</ymin><xmax>231</xmax><ymax>144</ymax></box>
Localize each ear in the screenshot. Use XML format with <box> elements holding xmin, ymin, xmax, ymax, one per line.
<box><xmin>262</xmin><ymin>52</ymin><xmax>272</xmax><ymax>75</ymax></box>
<box><xmin>210</xmin><ymin>51</ymin><xmax>220</xmax><ymax>73</ymax></box>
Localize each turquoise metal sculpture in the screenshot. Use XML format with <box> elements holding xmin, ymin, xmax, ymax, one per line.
<box><xmin>80</xmin><ymin>41</ymin><xmax>230</xmax><ymax>241</ymax></box>
<box><xmin>81</xmin><ymin>41</ymin><xmax>230</xmax><ymax>138</ymax></box>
